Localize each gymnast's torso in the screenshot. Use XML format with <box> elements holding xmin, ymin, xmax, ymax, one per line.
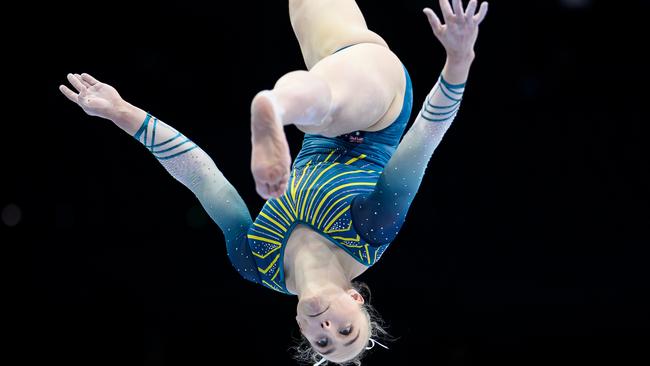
<box><xmin>244</xmin><ymin>67</ymin><xmax>413</xmax><ymax>295</ymax></box>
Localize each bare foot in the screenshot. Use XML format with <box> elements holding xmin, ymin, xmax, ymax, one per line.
<box><xmin>251</xmin><ymin>91</ymin><xmax>292</xmax><ymax>199</ymax></box>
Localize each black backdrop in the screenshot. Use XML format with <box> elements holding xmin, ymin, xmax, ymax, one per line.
<box><xmin>7</xmin><ymin>0</ymin><xmax>650</xmax><ymax>365</ymax></box>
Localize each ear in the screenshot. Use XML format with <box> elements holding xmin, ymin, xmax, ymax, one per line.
<box><xmin>347</xmin><ymin>289</ymin><xmax>365</xmax><ymax>305</ymax></box>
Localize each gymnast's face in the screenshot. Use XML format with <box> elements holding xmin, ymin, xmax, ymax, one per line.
<box><xmin>296</xmin><ymin>289</ymin><xmax>368</xmax><ymax>362</ymax></box>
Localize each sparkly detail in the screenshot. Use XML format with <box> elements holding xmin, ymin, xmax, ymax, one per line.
<box><xmin>244</xmin><ymin>67</ymin><xmax>417</xmax><ymax>295</ymax></box>
<box><xmin>352</xmin><ymin>73</ymin><xmax>465</xmax><ymax>244</ymax></box>
<box><xmin>133</xmin><ymin>114</ymin><xmax>198</xmax><ymax>160</ymax></box>
<box><xmin>137</xmin><ymin>68</ymin><xmax>464</xmax><ymax>295</ymax></box>
<box><xmin>247</xmin><ymin>154</ymin><xmax>387</xmax><ymax>295</ymax></box>
<box><xmin>131</xmin><ymin>113</ymin><xmax>261</xmax><ymax>285</ymax></box>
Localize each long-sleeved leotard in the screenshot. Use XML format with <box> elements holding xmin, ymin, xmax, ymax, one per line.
<box><xmin>131</xmin><ymin>68</ymin><xmax>465</xmax><ymax>294</ymax></box>
<box><xmin>131</xmin><ymin>115</ymin><xmax>261</xmax><ymax>283</ymax></box>
<box><xmin>352</xmin><ymin>75</ymin><xmax>465</xmax><ymax>244</ymax></box>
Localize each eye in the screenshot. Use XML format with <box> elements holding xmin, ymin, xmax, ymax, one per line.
<box><xmin>316</xmin><ymin>338</ymin><xmax>329</xmax><ymax>348</ymax></box>
<box><xmin>339</xmin><ymin>326</ymin><xmax>353</xmax><ymax>336</ymax></box>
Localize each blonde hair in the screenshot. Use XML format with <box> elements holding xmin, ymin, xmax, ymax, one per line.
<box><xmin>291</xmin><ymin>282</ymin><xmax>393</xmax><ymax>365</ymax></box>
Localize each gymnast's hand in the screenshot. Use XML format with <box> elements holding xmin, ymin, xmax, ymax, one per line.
<box><xmin>424</xmin><ymin>0</ymin><xmax>489</xmax><ymax>62</ymax></box>
<box><xmin>59</xmin><ymin>73</ymin><xmax>125</xmax><ymax>121</ymax></box>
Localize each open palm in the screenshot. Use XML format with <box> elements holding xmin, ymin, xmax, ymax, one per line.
<box><xmin>424</xmin><ymin>0</ymin><xmax>489</xmax><ymax>60</ymax></box>
<box><xmin>59</xmin><ymin>73</ymin><xmax>124</xmax><ymax>120</ymax></box>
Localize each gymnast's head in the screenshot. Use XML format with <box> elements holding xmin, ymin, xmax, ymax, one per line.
<box><xmin>293</xmin><ymin>282</ymin><xmax>390</xmax><ymax>365</ymax></box>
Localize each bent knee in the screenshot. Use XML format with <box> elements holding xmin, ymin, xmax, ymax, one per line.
<box><xmin>273</xmin><ymin>71</ymin><xmax>334</xmax><ymax>127</ymax></box>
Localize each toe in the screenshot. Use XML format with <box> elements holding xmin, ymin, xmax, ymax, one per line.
<box><xmin>278</xmin><ymin>182</ymin><xmax>287</xmax><ymax>196</ymax></box>
<box><xmin>264</xmin><ymin>183</ymin><xmax>274</xmax><ymax>198</ymax></box>
<box><xmin>256</xmin><ymin>181</ymin><xmax>270</xmax><ymax>200</ymax></box>
<box><xmin>269</xmin><ymin>184</ymin><xmax>282</xmax><ymax>199</ymax></box>
<box><xmin>277</xmin><ymin>179</ymin><xmax>288</xmax><ymax>195</ymax></box>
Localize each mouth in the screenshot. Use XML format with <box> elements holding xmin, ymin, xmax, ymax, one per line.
<box><xmin>307</xmin><ymin>304</ymin><xmax>330</xmax><ymax>318</ymax></box>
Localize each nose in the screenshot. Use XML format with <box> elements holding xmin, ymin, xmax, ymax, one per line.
<box><xmin>321</xmin><ymin>320</ymin><xmax>331</xmax><ymax>329</ymax></box>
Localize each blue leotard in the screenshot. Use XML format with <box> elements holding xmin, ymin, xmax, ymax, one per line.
<box><xmin>245</xmin><ymin>67</ymin><xmax>412</xmax><ymax>294</ymax></box>
<box><xmin>131</xmin><ymin>61</ymin><xmax>466</xmax><ymax>295</ymax></box>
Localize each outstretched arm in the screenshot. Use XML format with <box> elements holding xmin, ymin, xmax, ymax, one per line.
<box><xmin>59</xmin><ymin>75</ymin><xmax>260</xmax><ymax>284</ymax></box>
<box><xmin>353</xmin><ymin>0</ymin><xmax>488</xmax><ymax>245</ymax></box>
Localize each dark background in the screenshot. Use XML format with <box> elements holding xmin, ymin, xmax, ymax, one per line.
<box><xmin>6</xmin><ymin>0</ymin><xmax>649</xmax><ymax>365</ymax></box>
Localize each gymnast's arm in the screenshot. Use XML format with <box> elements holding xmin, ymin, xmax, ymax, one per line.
<box><xmin>352</xmin><ymin>1</ymin><xmax>489</xmax><ymax>245</ymax></box>
<box><xmin>59</xmin><ymin>74</ymin><xmax>261</xmax><ymax>284</ymax></box>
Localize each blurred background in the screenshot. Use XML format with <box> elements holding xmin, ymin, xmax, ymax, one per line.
<box><xmin>6</xmin><ymin>0</ymin><xmax>650</xmax><ymax>365</ymax></box>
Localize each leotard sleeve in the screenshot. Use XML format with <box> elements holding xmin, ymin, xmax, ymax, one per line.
<box><xmin>132</xmin><ymin>113</ymin><xmax>261</xmax><ymax>284</ymax></box>
<box><xmin>352</xmin><ymin>75</ymin><xmax>466</xmax><ymax>246</ymax></box>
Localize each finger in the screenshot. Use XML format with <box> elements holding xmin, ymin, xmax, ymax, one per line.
<box><xmin>75</xmin><ymin>74</ymin><xmax>92</xmax><ymax>88</ymax></box>
<box><xmin>67</xmin><ymin>73</ymin><xmax>86</xmax><ymax>93</ymax></box>
<box><xmin>59</xmin><ymin>85</ymin><xmax>79</xmax><ymax>103</ymax></box>
<box><xmin>474</xmin><ymin>2</ymin><xmax>489</xmax><ymax>24</ymax></box>
<box><xmin>81</xmin><ymin>73</ymin><xmax>99</xmax><ymax>86</ymax></box>
<box><xmin>465</xmin><ymin>0</ymin><xmax>478</xmax><ymax>19</ymax></box>
<box><xmin>423</xmin><ymin>8</ymin><xmax>444</xmax><ymax>34</ymax></box>
<box><xmin>452</xmin><ymin>0</ymin><xmax>463</xmax><ymax>16</ymax></box>
<box><xmin>439</xmin><ymin>0</ymin><xmax>455</xmax><ymax>21</ymax></box>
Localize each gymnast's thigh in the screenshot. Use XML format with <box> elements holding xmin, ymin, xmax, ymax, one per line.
<box><xmin>289</xmin><ymin>0</ymin><xmax>388</xmax><ymax>69</ymax></box>
<box><xmin>296</xmin><ymin>43</ymin><xmax>407</xmax><ymax>138</ymax></box>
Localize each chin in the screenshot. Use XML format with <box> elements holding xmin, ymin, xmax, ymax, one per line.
<box><xmin>297</xmin><ymin>295</ymin><xmax>328</xmax><ymax>316</ymax></box>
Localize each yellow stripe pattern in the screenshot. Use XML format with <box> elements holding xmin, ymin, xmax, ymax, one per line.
<box><xmin>246</xmin><ymin>150</ymin><xmax>391</xmax><ymax>294</ymax></box>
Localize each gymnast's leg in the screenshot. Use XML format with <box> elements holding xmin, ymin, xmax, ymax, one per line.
<box><xmin>250</xmin><ymin>0</ymin><xmax>407</xmax><ymax>200</ymax></box>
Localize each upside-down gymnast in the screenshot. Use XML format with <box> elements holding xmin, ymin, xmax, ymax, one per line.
<box><xmin>59</xmin><ymin>1</ymin><xmax>488</xmax><ymax>364</ymax></box>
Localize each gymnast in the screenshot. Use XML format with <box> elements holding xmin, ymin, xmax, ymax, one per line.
<box><xmin>59</xmin><ymin>1</ymin><xmax>488</xmax><ymax>364</ymax></box>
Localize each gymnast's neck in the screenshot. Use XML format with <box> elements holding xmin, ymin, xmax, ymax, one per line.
<box><xmin>284</xmin><ymin>224</ymin><xmax>359</xmax><ymax>296</ymax></box>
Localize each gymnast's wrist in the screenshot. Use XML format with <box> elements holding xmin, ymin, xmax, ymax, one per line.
<box><xmin>110</xmin><ymin>100</ymin><xmax>148</xmax><ymax>135</ymax></box>
<box><xmin>445</xmin><ymin>50</ymin><xmax>475</xmax><ymax>66</ymax></box>
<box><xmin>442</xmin><ymin>56</ymin><xmax>473</xmax><ymax>85</ymax></box>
